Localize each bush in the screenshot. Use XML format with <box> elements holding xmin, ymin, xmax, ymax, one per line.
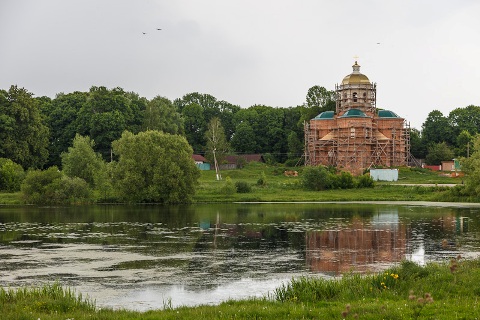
<box><xmin>235</xmin><ymin>180</ymin><xmax>251</xmax><ymax>193</ymax></box>
<box><xmin>334</xmin><ymin>171</ymin><xmax>355</xmax><ymax>189</ymax></box>
<box><xmin>220</xmin><ymin>177</ymin><xmax>236</xmax><ymax>195</ymax></box>
<box><xmin>21</xmin><ymin>167</ymin><xmax>63</xmax><ymax>204</ymax></box>
<box><xmin>257</xmin><ymin>171</ymin><xmax>267</xmax><ymax>187</ymax></box>
<box><xmin>356</xmin><ymin>174</ymin><xmax>375</xmax><ymax>188</ymax></box>
<box><xmin>21</xmin><ymin>167</ymin><xmax>91</xmax><ymax>204</ymax></box>
<box><xmin>51</xmin><ymin>176</ymin><xmax>91</xmax><ymax>204</ymax></box>
<box><xmin>0</xmin><ymin>158</ymin><xmax>25</xmax><ymax>192</ymax></box>
<box><xmin>301</xmin><ymin>166</ymin><xmax>334</xmax><ymax>191</ymax></box>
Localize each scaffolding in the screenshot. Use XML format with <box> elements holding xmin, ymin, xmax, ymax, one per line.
<box><xmin>304</xmin><ymin>62</ymin><xmax>411</xmax><ymax>174</ymax></box>
<box><xmin>304</xmin><ymin>117</ymin><xmax>410</xmax><ymax>174</ymax></box>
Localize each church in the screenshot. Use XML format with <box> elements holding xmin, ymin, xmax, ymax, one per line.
<box><xmin>304</xmin><ymin>61</ymin><xmax>410</xmax><ymax>175</ymax></box>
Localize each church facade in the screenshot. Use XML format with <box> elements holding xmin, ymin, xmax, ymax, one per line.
<box><xmin>304</xmin><ymin>61</ymin><xmax>410</xmax><ymax>175</ymax></box>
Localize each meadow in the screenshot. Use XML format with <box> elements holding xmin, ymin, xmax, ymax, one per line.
<box><xmin>193</xmin><ymin>163</ymin><xmax>465</xmax><ymax>203</ymax></box>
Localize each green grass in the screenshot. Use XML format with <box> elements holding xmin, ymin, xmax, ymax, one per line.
<box><xmin>4</xmin><ymin>258</ymin><xmax>480</xmax><ymax>319</ymax></box>
<box><xmin>0</xmin><ymin>164</ymin><xmax>470</xmax><ymax>204</ymax></box>
<box><xmin>194</xmin><ymin>163</ymin><xmax>465</xmax><ymax>203</ymax></box>
<box><xmin>0</xmin><ymin>192</ymin><xmax>22</xmax><ymax>204</ymax></box>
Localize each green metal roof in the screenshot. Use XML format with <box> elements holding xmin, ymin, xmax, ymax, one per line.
<box><xmin>378</xmin><ymin>110</ymin><xmax>400</xmax><ymax>118</ymax></box>
<box><xmin>314</xmin><ymin>111</ymin><xmax>335</xmax><ymax>119</ymax></box>
<box><xmin>339</xmin><ymin>108</ymin><xmax>368</xmax><ymax>118</ymax></box>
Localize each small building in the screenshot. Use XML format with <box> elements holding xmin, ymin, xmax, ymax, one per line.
<box><xmin>192</xmin><ymin>154</ymin><xmax>210</xmax><ymax>170</ymax></box>
<box><xmin>441</xmin><ymin>159</ymin><xmax>461</xmax><ymax>172</ymax></box>
<box><xmin>220</xmin><ymin>154</ymin><xmax>265</xmax><ymax>170</ymax></box>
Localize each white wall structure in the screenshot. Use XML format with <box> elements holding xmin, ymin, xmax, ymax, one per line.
<box><xmin>370</xmin><ymin>169</ymin><xmax>399</xmax><ymax>181</ymax></box>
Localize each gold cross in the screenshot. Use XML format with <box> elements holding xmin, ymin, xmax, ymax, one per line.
<box><xmin>353</xmin><ymin>55</ymin><xmax>359</xmax><ymax>62</ymax></box>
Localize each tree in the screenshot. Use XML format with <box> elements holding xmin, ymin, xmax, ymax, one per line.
<box><xmin>461</xmin><ymin>134</ymin><xmax>480</xmax><ymax>196</ymax></box>
<box><xmin>409</xmin><ymin>128</ymin><xmax>426</xmax><ymax>159</ymax></box>
<box><xmin>217</xmin><ymin>101</ymin><xmax>240</xmax><ymax>141</ymax></box>
<box><xmin>77</xmin><ymin>86</ymin><xmax>146</xmax><ymax>159</ymax></box>
<box><xmin>301</xmin><ymin>86</ymin><xmax>336</xmax><ymax>124</ymax></box>
<box><xmin>142</xmin><ymin>96</ymin><xmax>184</xmax><ymax>135</ymax></box>
<box><xmin>456</xmin><ymin>130</ymin><xmax>474</xmax><ymax>158</ymax></box>
<box><xmin>232</xmin><ymin>105</ymin><xmax>287</xmax><ymax>162</ymax></box>
<box><xmin>0</xmin><ymin>158</ymin><xmax>25</xmax><ymax>192</ymax></box>
<box><xmin>61</xmin><ymin>134</ymin><xmax>105</xmax><ymax>187</ymax></box>
<box><xmin>422</xmin><ymin>110</ymin><xmax>453</xmax><ymax>146</ymax></box>
<box><xmin>425</xmin><ymin>142</ymin><xmax>454</xmax><ymax>165</ymax></box>
<box><xmin>231</xmin><ymin>122</ymin><xmax>257</xmax><ymax>153</ymax></box>
<box><xmin>112</xmin><ymin>130</ymin><xmax>200</xmax><ymax>203</ymax></box>
<box><xmin>44</xmin><ymin>91</ymin><xmax>88</xmax><ymax>167</ymax></box>
<box><xmin>0</xmin><ymin>85</ymin><xmax>49</xmax><ymax>169</ymax></box>
<box><xmin>21</xmin><ymin>167</ymin><xmax>90</xmax><ymax>204</ymax></box>
<box><xmin>287</xmin><ymin>131</ymin><xmax>303</xmax><ymax>160</ymax></box>
<box><xmin>204</xmin><ymin>117</ymin><xmax>229</xmax><ymax>180</ymax></box>
<box><xmin>174</xmin><ymin>92</ymin><xmax>240</xmax><ymax>147</ymax></box>
<box><xmin>448</xmin><ymin>105</ymin><xmax>480</xmax><ymax>138</ymax></box>
<box><xmin>181</xmin><ymin>103</ymin><xmax>206</xmax><ymax>152</ymax></box>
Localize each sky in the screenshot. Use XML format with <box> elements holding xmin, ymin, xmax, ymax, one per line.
<box><xmin>1</xmin><ymin>0</ymin><xmax>479</xmax><ymax>130</ymax></box>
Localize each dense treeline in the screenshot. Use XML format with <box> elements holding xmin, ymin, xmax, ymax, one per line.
<box><xmin>0</xmin><ymin>84</ymin><xmax>337</xmax><ymax>171</ymax></box>
<box><xmin>1</xmin><ymin>83</ymin><xmax>480</xmax><ymax>200</ymax></box>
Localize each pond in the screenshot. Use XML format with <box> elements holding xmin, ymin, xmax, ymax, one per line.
<box><xmin>1</xmin><ymin>202</ymin><xmax>480</xmax><ymax>311</ymax></box>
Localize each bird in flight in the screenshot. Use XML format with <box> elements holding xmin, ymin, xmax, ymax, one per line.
<box><xmin>142</xmin><ymin>32</ymin><xmax>146</xmax><ymax>35</ymax></box>
<box><xmin>157</xmin><ymin>28</ymin><xmax>162</xmax><ymax>30</ymax></box>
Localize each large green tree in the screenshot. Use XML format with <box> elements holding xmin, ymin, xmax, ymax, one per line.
<box><xmin>182</xmin><ymin>103</ymin><xmax>206</xmax><ymax>152</ymax></box>
<box><xmin>112</xmin><ymin>130</ymin><xmax>200</xmax><ymax>203</ymax></box>
<box><xmin>230</xmin><ymin>122</ymin><xmax>257</xmax><ymax>154</ymax></box>
<box><xmin>142</xmin><ymin>96</ymin><xmax>184</xmax><ymax>134</ymax></box>
<box><xmin>174</xmin><ymin>92</ymin><xmax>240</xmax><ymax>149</ymax></box>
<box><xmin>422</xmin><ymin>110</ymin><xmax>453</xmax><ymax>146</ymax></box>
<box><xmin>300</xmin><ymin>85</ymin><xmax>336</xmax><ymax>124</ymax></box>
<box><xmin>77</xmin><ymin>86</ymin><xmax>146</xmax><ymax>159</ymax></box>
<box><xmin>448</xmin><ymin>105</ymin><xmax>480</xmax><ymax>138</ymax></box>
<box><xmin>0</xmin><ymin>85</ymin><xmax>49</xmax><ymax>169</ymax></box>
<box><xmin>425</xmin><ymin>142</ymin><xmax>454</xmax><ymax>165</ymax></box>
<box><xmin>409</xmin><ymin>128</ymin><xmax>426</xmax><ymax>159</ymax></box>
<box><xmin>232</xmin><ymin>105</ymin><xmax>287</xmax><ymax>162</ymax></box>
<box><xmin>44</xmin><ymin>91</ymin><xmax>88</xmax><ymax>167</ymax></box>
<box><xmin>61</xmin><ymin>134</ymin><xmax>105</xmax><ymax>187</ymax></box>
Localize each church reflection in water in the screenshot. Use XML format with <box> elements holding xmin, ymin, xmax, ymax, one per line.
<box><xmin>305</xmin><ymin>209</ymin><xmax>408</xmax><ymax>275</ymax></box>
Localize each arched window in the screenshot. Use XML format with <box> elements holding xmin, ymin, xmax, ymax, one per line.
<box><xmin>353</xmin><ymin>92</ymin><xmax>357</xmax><ymax>102</ymax></box>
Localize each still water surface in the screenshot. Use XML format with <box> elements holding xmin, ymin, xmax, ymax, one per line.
<box><xmin>1</xmin><ymin>202</ymin><xmax>480</xmax><ymax>310</ymax></box>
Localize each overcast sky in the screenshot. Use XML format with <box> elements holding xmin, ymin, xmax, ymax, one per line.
<box><xmin>1</xmin><ymin>0</ymin><xmax>479</xmax><ymax>129</ymax></box>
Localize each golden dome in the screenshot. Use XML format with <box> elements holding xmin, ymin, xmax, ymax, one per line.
<box><xmin>341</xmin><ymin>61</ymin><xmax>370</xmax><ymax>85</ymax></box>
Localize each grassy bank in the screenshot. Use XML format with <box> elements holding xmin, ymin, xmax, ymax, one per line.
<box><xmin>193</xmin><ymin>163</ymin><xmax>467</xmax><ymax>203</ymax></box>
<box><xmin>0</xmin><ymin>165</ymin><xmax>470</xmax><ymax>204</ymax></box>
<box><xmin>2</xmin><ymin>257</ymin><xmax>480</xmax><ymax>319</ymax></box>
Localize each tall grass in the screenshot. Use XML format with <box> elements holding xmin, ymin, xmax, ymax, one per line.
<box><xmin>0</xmin><ymin>283</ymin><xmax>95</xmax><ymax>317</ymax></box>
<box><xmin>3</xmin><ymin>258</ymin><xmax>480</xmax><ymax>318</ymax></box>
